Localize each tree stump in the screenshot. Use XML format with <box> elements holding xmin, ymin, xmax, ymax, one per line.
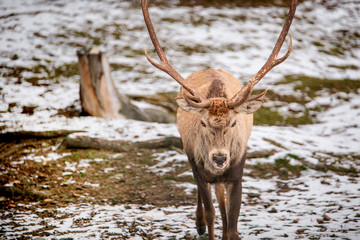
<box><xmin>77</xmin><ymin>48</ymin><xmax>149</xmax><ymax>121</ymax></box>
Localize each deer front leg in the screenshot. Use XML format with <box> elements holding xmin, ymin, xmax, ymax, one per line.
<box><xmin>194</xmin><ymin>177</ymin><xmax>215</xmax><ymax>239</ymax></box>
<box><xmin>215</xmin><ymin>183</ymin><xmax>228</xmax><ymax>240</ymax></box>
<box><xmin>226</xmin><ymin>180</ymin><xmax>242</xmax><ymax>240</ymax></box>
<box><xmin>195</xmin><ymin>189</ymin><xmax>206</xmax><ymax>235</ymax></box>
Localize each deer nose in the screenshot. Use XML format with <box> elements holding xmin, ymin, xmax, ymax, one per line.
<box><xmin>213</xmin><ymin>154</ymin><xmax>227</xmax><ymax>167</ymax></box>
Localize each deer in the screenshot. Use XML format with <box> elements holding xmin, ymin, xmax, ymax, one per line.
<box><xmin>141</xmin><ymin>0</ymin><xmax>297</xmax><ymax>239</ymax></box>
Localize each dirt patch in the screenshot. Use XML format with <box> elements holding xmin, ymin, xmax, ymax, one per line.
<box><xmin>0</xmin><ymin>137</ymin><xmax>195</xmax><ymax>210</ymax></box>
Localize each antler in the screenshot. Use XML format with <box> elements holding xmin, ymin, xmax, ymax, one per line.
<box><xmin>141</xmin><ymin>0</ymin><xmax>211</xmax><ymax>108</ymax></box>
<box><xmin>227</xmin><ymin>0</ymin><xmax>297</xmax><ymax>108</ymax></box>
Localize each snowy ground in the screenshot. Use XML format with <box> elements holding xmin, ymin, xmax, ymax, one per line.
<box><xmin>1</xmin><ymin>0</ymin><xmax>360</xmax><ymax>239</ymax></box>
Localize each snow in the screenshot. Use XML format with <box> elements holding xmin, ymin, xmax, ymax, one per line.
<box><xmin>1</xmin><ymin>169</ymin><xmax>359</xmax><ymax>239</ymax></box>
<box><xmin>1</xmin><ymin>0</ymin><xmax>360</xmax><ymax>239</ymax></box>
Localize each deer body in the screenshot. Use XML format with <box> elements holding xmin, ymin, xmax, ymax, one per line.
<box><xmin>141</xmin><ymin>0</ymin><xmax>297</xmax><ymax>239</ymax></box>
<box><xmin>176</xmin><ymin>68</ymin><xmax>253</xmax><ymax>239</ymax></box>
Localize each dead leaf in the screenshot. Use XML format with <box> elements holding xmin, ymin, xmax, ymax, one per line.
<box><xmin>323</xmin><ymin>214</ymin><xmax>331</xmax><ymax>221</ymax></box>
<box><xmin>317</xmin><ymin>218</ymin><xmax>324</xmax><ymax>224</ymax></box>
<box><xmin>296</xmin><ymin>228</ymin><xmax>308</xmax><ymax>234</ymax></box>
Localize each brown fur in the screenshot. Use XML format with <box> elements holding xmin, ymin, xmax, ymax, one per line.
<box><xmin>207</xmin><ymin>79</ymin><xmax>227</xmax><ymax>99</ymax></box>
<box><xmin>208</xmin><ymin>98</ymin><xmax>229</xmax><ymax>117</ymax></box>
<box><xmin>176</xmin><ymin>68</ymin><xmax>253</xmax><ymax>240</ymax></box>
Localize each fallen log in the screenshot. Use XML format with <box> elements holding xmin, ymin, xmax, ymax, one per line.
<box><xmin>63</xmin><ymin>135</ymin><xmax>183</xmax><ymax>152</ymax></box>
<box><xmin>0</xmin><ymin>130</ymin><xmax>82</xmax><ymax>142</ymax></box>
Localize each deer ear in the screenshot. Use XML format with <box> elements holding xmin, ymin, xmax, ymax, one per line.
<box><xmin>176</xmin><ymin>98</ymin><xmax>204</xmax><ymax>114</ymax></box>
<box><xmin>234</xmin><ymin>100</ymin><xmax>263</xmax><ymax>114</ymax></box>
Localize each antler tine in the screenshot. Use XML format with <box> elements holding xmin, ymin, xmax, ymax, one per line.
<box><xmin>142</xmin><ymin>0</ymin><xmax>210</xmax><ymax>106</ymax></box>
<box><xmin>227</xmin><ymin>0</ymin><xmax>297</xmax><ymax>108</ymax></box>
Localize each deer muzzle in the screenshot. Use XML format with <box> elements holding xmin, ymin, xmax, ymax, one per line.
<box><xmin>213</xmin><ymin>154</ymin><xmax>227</xmax><ymax>168</ymax></box>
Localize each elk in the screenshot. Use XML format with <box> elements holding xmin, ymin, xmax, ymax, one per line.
<box><xmin>141</xmin><ymin>0</ymin><xmax>297</xmax><ymax>239</ymax></box>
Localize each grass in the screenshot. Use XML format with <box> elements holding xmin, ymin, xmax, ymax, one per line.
<box><xmin>247</xmin><ymin>154</ymin><xmax>307</xmax><ymax>180</ymax></box>
<box><xmin>1</xmin><ymin>62</ymin><xmax>79</xmax><ymax>85</ymax></box>
<box><xmin>252</xmin><ymin>75</ymin><xmax>360</xmax><ymax>126</ymax></box>
<box><xmin>279</xmin><ymin>75</ymin><xmax>360</xmax><ymax>97</ymax></box>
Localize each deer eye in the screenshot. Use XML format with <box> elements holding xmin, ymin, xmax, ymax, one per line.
<box><xmin>200</xmin><ymin>121</ymin><xmax>206</xmax><ymax>127</ymax></box>
<box><xmin>231</xmin><ymin>120</ymin><xmax>237</xmax><ymax>128</ymax></box>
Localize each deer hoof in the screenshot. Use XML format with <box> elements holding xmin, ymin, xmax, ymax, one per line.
<box><xmin>197</xmin><ymin>226</ymin><xmax>206</xmax><ymax>235</ymax></box>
